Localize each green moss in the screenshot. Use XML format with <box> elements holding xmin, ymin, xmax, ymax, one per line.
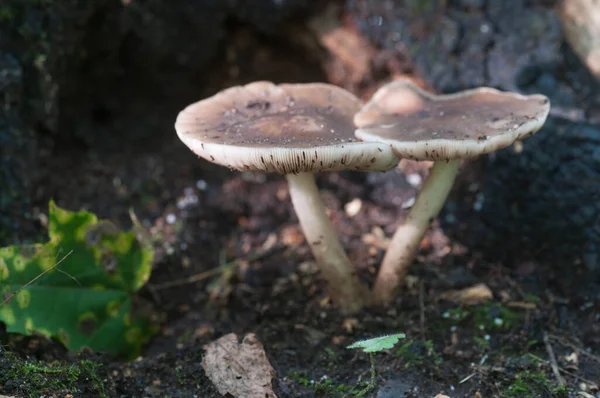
<box><xmin>504</xmin><ymin>371</ymin><xmax>570</xmax><ymax>398</ymax></box>
<box><xmin>0</xmin><ymin>5</ymin><xmax>16</xmax><ymax>22</ymax></box>
<box><xmin>175</xmin><ymin>366</ymin><xmax>184</xmax><ymax>385</ymax></box>
<box><xmin>473</xmin><ymin>303</ymin><xmax>521</xmax><ymax>331</ymax></box>
<box><xmin>324</xmin><ymin>347</ymin><xmax>338</xmax><ymax>362</ymax></box>
<box><xmin>405</xmin><ymin>0</ymin><xmax>441</xmax><ymax>14</ymax></box>
<box><xmin>523</xmin><ymin>293</ymin><xmax>541</xmax><ymax>304</ymax></box>
<box><xmin>80</xmin><ymin>360</ymin><xmax>107</xmax><ymax>397</ymax></box>
<box><xmin>442</xmin><ymin>303</ymin><xmax>522</xmax><ymax>332</ymax></box>
<box><xmin>29</xmin><ymin>0</ymin><xmax>52</xmax><ymax>6</ymax></box>
<box><xmin>395</xmin><ymin>340</ymin><xmax>441</xmax><ymax>368</ymax></box>
<box><xmin>473</xmin><ymin>336</ymin><xmax>490</xmax><ymax>349</ymax></box>
<box><xmin>287</xmin><ymin>372</ymin><xmax>368</xmax><ymax>397</ymax></box>
<box><xmin>0</xmin><ymin>351</ymin><xmax>106</xmax><ymax>398</ymax></box>
<box><xmin>442</xmin><ymin>307</ymin><xmax>470</xmax><ymax>322</ymax></box>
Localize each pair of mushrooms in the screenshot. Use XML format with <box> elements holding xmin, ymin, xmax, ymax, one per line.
<box><xmin>175</xmin><ymin>80</ymin><xmax>550</xmax><ymax>313</ymax></box>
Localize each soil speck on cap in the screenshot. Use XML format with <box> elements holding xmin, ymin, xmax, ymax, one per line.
<box><xmin>246</xmin><ymin>100</ymin><xmax>271</xmax><ymax>110</ymax></box>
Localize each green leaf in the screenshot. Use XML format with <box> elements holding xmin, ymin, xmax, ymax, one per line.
<box><xmin>346</xmin><ymin>333</ymin><xmax>406</xmax><ymax>353</ymax></box>
<box><xmin>0</xmin><ymin>200</ymin><xmax>156</xmax><ymax>359</ymax></box>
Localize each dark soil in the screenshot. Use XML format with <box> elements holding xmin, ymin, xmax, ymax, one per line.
<box><xmin>1</xmin><ymin>1</ymin><xmax>600</xmax><ymax>398</ymax></box>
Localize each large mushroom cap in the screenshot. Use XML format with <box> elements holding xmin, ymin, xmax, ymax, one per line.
<box><xmin>354</xmin><ymin>80</ymin><xmax>551</xmax><ymax>161</ymax></box>
<box><xmin>175</xmin><ymin>81</ymin><xmax>398</xmax><ymax>174</ymax></box>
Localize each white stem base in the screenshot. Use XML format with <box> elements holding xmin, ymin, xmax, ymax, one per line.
<box><xmin>286</xmin><ymin>172</ymin><xmax>369</xmax><ymax>313</ymax></box>
<box><xmin>374</xmin><ymin>160</ymin><xmax>461</xmax><ymax>304</ymax></box>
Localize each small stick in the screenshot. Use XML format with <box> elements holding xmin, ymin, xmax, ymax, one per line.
<box><xmin>459</xmin><ymin>372</ymin><xmax>477</xmax><ymax>384</ymax></box>
<box><xmin>419</xmin><ymin>280</ymin><xmax>426</xmax><ymax>340</ymax></box>
<box><xmin>1</xmin><ymin>250</ymin><xmax>74</xmax><ymax>307</ymax></box>
<box><xmin>543</xmin><ymin>331</ymin><xmax>566</xmax><ymax>386</ymax></box>
<box><xmin>548</xmin><ymin>334</ymin><xmax>600</xmax><ymax>363</ymax></box>
<box><xmin>150</xmin><ymin>246</ymin><xmax>282</xmax><ymax>291</ymax></box>
<box><xmin>555</xmin><ymin>367</ymin><xmax>598</xmax><ymax>389</ymax></box>
<box><xmin>528</xmin><ymin>353</ymin><xmax>598</xmax><ymax>388</ymax></box>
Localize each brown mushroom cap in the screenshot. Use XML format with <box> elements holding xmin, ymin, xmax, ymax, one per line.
<box><xmin>175</xmin><ymin>81</ymin><xmax>398</xmax><ymax>174</ymax></box>
<box><xmin>354</xmin><ymin>80</ymin><xmax>551</xmax><ymax>161</ymax></box>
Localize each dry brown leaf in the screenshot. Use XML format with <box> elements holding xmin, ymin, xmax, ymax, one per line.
<box><xmin>202</xmin><ymin>333</ymin><xmax>277</xmax><ymax>398</ymax></box>
<box><xmin>439</xmin><ymin>283</ymin><xmax>493</xmax><ymax>306</ymax></box>
<box><xmin>560</xmin><ymin>0</ymin><xmax>600</xmax><ymax>80</ymax></box>
<box><xmin>308</xmin><ymin>4</ymin><xmax>375</xmax><ymax>89</ymax></box>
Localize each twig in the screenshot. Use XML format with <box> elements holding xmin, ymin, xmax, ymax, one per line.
<box><xmin>150</xmin><ymin>246</ymin><xmax>282</xmax><ymax>291</ymax></box>
<box><xmin>543</xmin><ymin>332</ymin><xmax>566</xmax><ymax>386</ymax></box>
<box><xmin>419</xmin><ymin>279</ymin><xmax>426</xmax><ymax>340</ymax></box>
<box><xmin>55</xmin><ymin>268</ymin><xmax>82</xmax><ymax>286</ymax></box>
<box><xmin>549</xmin><ymin>334</ymin><xmax>600</xmax><ymax>363</ymax></box>
<box><xmin>1</xmin><ymin>250</ymin><xmax>74</xmax><ymax>307</ymax></box>
<box><xmin>558</xmin><ymin>367</ymin><xmax>598</xmax><ymax>389</ymax></box>
<box><xmin>459</xmin><ymin>372</ymin><xmax>477</xmax><ymax>384</ymax></box>
<box><xmin>578</xmin><ymin>392</ymin><xmax>596</xmax><ymax>398</ymax></box>
<box><xmin>481</xmin><ymin>355</ymin><xmax>598</xmax><ymax>391</ymax></box>
<box><xmin>49</xmin><ymin>246</ymin><xmax>79</xmax><ymax>284</ymax></box>
<box><xmin>530</xmin><ymin>352</ymin><xmax>600</xmax><ymax>388</ymax></box>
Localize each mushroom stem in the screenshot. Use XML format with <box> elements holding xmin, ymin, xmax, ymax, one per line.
<box><xmin>286</xmin><ymin>172</ymin><xmax>370</xmax><ymax>313</ymax></box>
<box><xmin>374</xmin><ymin>159</ymin><xmax>461</xmax><ymax>305</ymax></box>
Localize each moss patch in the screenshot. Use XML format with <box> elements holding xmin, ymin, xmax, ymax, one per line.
<box><xmin>441</xmin><ymin>303</ymin><xmax>522</xmax><ymax>332</ymax></box>
<box><xmin>0</xmin><ymin>350</ymin><xmax>106</xmax><ymax>398</ymax></box>
<box><xmin>395</xmin><ymin>340</ymin><xmax>441</xmax><ymax>368</ymax></box>
<box><xmin>287</xmin><ymin>371</ymin><xmax>368</xmax><ymax>397</ymax></box>
<box><xmin>504</xmin><ymin>371</ymin><xmax>570</xmax><ymax>398</ymax></box>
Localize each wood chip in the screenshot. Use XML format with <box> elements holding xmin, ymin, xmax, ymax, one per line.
<box><xmin>344</xmin><ymin>198</ymin><xmax>362</xmax><ymax>217</ymax></box>
<box><xmin>341</xmin><ymin>317</ymin><xmax>360</xmax><ymax>333</ymax></box>
<box><xmin>439</xmin><ymin>283</ymin><xmax>493</xmax><ymax>306</ymax></box>
<box><xmin>505</xmin><ymin>301</ymin><xmax>537</xmax><ymax>310</ymax></box>
<box><xmin>202</xmin><ymin>333</ymin><xmax>277</xmax><ymax>398</ymax></box>
<box><xmin>361</xmin><ymin>226</ymin><xmax>390</xmax><ymax>249</ymax></box>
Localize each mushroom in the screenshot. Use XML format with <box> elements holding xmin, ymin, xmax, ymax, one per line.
<box><xmin>354</xmin><ymin>79</ymin><xmax>551</xmax><ymax>304</ymax></box>
<box><xmin>175</xmin><ymin>81</ymin><xmax>398</xmax><ymax>313</ymax></box>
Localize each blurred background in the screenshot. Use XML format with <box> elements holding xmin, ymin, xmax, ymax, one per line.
<box><xmin>2</xmin><ymin>0</ymin><xmax>599</xmax><ymax>274</ymax></box>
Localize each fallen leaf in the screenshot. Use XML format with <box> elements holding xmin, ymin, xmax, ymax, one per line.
<box><xmin>560</xmin><ymin>0</ymin><xmax>600</xmax><ymax>80</ymax></box>
<box><xmin>0</xmin><ymin>200</ymin><xmax>156</xmax><ymax>359</ymax></box>
<box><xmin>308</xmin><ymin>4</ymin><xmax>375</xmax><ymax>89</ymax></box>
<box><xmin>202</xmin><ymin>333</ymin><xmax>277</xmax><ymax>398</ymax></box>
<box><xmin>439</xmin><ymin>283</ymin><xmax>493</xmax><ymax>306</ymax></box>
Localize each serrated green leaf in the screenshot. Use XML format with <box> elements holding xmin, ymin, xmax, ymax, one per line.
<box><xmin>0</xmin><ymin>200</ymin><xmax>156</xmax><ymax>359</ymax></box>
<box><xmin>346</xmin><ymin>333</ymin><xmax>406</xmax><ymax>353</ymax></box>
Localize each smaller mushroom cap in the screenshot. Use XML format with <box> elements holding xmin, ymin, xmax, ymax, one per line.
<box><xmin>175</xmin><ymin>81</ymin><xmax>398</xmax><ymax>174</ymax></box>
<box><xmin>354</xmin><ymin>80</ymin><xmax>551</xmax><ymax>161</ymax></box>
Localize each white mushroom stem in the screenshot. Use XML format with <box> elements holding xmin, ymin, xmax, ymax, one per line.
<box><xmin>374</xmin><ymin>159</ymin><xmax>461</xmax><ymax>305</ymax></box>
<box><xmin>286</xmin><ymin>172</ymin><xmax>370</xmax><ymax>313</ymax></box>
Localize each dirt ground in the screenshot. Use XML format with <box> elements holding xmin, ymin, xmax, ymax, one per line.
<box><xmin>1</xmin><ymin>1</ymin><xmax>600</xmax><ymax>398</ymax></box>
